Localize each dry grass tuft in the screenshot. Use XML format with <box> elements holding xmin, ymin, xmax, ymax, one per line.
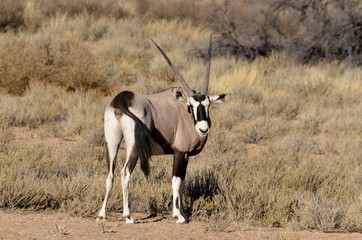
<box><xmin>0</xmin><ymin>120</ymin><xmax>14</xmax><ymax>152</ymax></box>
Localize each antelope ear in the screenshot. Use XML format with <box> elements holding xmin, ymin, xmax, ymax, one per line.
<box><xmin>209</xmin><ymin>93</ymin><xmax>231</xmax><ymax>103</ymax></box>
<box><xmin>172</xmin><ymin>88</ymin><xmax>188</xmax><ymax>103</ymax></box>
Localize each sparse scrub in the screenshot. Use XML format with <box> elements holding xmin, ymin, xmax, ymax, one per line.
<box><xmin>0</xmin><ymin>0</ymin><xmax>361</xmax><ymax>234</ymax></box>
<box><xmin>38</xmin><ymin>0</ymin><xmax>126</xmax><ymax>20</ymax></box>
<box><xmin>269</xmin><ymin>134</ymin><xmax>314</xmax><ymax>167</ymax></box>
<box><xmin>261</xmin><ymin>94</ymin><xmax>300</xmax><ymax>120</ymax></box>
<box><xmin>341</xmin><ymin>202</ymin><xmax>362</xmax><ymax>233</ymax></box>
<box><xmin>0</xmin><ymin>143</ymin><xmax>107</xmax><ymax>213</ymax></box>
<box><xmin>233</xmin><ymin>86</ymin><xmax>263</xmax><ymax>104</ymax></box>
<box><xmin>322</xmin><ymin>106</ymin><xmax>362</xmax><ymax>137</ymax></box>
<box><xmin>294</xmin><ymin>194</ymin><xmax>345</xmax><ymax>232</ymax></box>
<box><xmin>241</xmin><ymin>118</ymin><xmax>290</xmax><ymax>144</ymax></box>
<box><xmin>0</xmin><ymin>120</ymin><xmax>14</xmax><ymax>152</ymax></box>
<box><xmin>61</xmin><ymin>89</ymin><xmax>106</xmax><ymax>146</ymax></box>
<box><xmin>0</xmin><ymin>83</ymin><xmax>67</xmax><ymax>128</ymax></box>
<box><xmin>296</xmin><ymin>108</ymin><xmax>328</xmax><ymax>136</ymax></box>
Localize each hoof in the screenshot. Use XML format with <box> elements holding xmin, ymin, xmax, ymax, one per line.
<box><xmin>97</xmin><ymin>216</ymin><xmax>106</xmax><ymax>221</ymax></box>
<box><xmin>176</xmin><ymin>218</ymin><xmax>188</xmax><ymax>224</ymax></box>
<box><xmin>125</xmin><ymin>216</ymin><xmax>135</xmax><ymax>224</ymax></box>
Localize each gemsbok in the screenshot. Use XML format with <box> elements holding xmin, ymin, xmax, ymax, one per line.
<box><xmin>98</xmin><ymin>35</ymin><xmax>231</xmax><ymax>223</ymax></box>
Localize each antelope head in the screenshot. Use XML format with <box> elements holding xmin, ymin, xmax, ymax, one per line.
<box><xmin>152</xmin><ymin>35</ymin><xmax>231</xmax><ymax>137</ymax></box>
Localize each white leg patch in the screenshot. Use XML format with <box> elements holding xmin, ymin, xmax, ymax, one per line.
<box><xmin>172</xmin><ymin>176</ymin><xmax>187</xmax><ymax>223</ymax></box>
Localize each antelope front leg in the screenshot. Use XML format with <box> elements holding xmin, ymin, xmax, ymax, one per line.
<box><xmin>172</xmin><ymin>176</ymin><xmax>187</xmax><ymax>223</ymax></box>
<box><xmin>172</xmin><ymin>151</ymin><xmax>189</xmax><ymax>223</ymax></box>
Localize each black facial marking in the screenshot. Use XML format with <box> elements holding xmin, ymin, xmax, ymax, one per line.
<box><xmin>190</xmin><ymin>94</ymin><xmax>209</xmax><ymax>123</ymax></box>
<box><xmin>188</xmin><ymin>105</ymin><xmax>197</xmax><ymax>124</ymax></box>
<box><xmin>196</xmin><ymin>105</ymin><xmax>208</xmax><ymax>121</ymax></box>
<box><xmin>192</xmin><ymin>94</ymin><xmax>206</xmax><ymax>102</ymax></box>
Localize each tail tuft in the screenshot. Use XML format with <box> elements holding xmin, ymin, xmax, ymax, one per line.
<box><xmin>134</xmin><ymin>119</ymin><xmax>151</xmax><ymax>176</ymax></box>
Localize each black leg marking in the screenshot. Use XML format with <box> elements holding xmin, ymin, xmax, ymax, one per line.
<box><xmin>173</xmin><ymin>150</ymin><xmax>188</xmax><ymax>180</ymax></box>
<box><xmin>126</xmin><ymin>146</ymin><xmax>139</xmax><ymax>175</ymax></box>
<box><xmin>175</xmin><ymin>197</ymin><xmax>180</xmax><ymax>209</ymax></box>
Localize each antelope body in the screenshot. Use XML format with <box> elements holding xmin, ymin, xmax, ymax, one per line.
<box><xmin>98</xmin><ymin>36</ymin><xmax>230</xmax><ymax>223</ymax></box>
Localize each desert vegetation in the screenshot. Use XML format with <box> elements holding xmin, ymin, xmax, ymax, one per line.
<box><xmin>0</xmin><ymin>0</ymin><xmax>361</xmax><ymax>233</ymax></box>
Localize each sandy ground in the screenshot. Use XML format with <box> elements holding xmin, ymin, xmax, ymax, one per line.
<box><xmin>0</xmin><ymin>211</ymin><xmax>361</xmax><ymax>240</ymax></box>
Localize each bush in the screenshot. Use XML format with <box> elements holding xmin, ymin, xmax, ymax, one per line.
<box><xmin>0</xmin><ymin>0</ymin><xmax>24</xmax><ymax>32</ymax></box>
<box><xmin>0</xmin><ymin>37</ymin><xmax>41</xmax><ymax>95</ymax></box>
<box><xmin>0</xmin><ymin>37</ymin><xmax>112</xmax><ymax>95</ymax></box>
<box><xmin>205</xmin><ymin>0</ymin><xmax>362</xmax><ymax>66</ymax></box>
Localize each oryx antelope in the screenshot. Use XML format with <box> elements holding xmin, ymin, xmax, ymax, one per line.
<box><xmin>98</xmin><ymin>35</ymin><xmax>230</xmax><ymax>223</ymax></box>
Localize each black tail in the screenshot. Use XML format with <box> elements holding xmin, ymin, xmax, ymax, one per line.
<box><xmin>118</xmin><ymin>111</ymin><xmax>152</xmax><ymax>177</ymax></box>
<box><xmin>110</xmin><ymin>91</ymin><xmax>152</xmax><ymax>177</ymax></box>
<box><xmin>118</xmin><ymin>107</ymin><xmax>170</xmax><ymax>177</ymax></box>
<box><xmin>133</xmin><ymin>118</ymin><xmax>152</xmax><ymax>176</ymax></box>
<box><xmin>123</xmin><ymin>114</ymin><xmax>170</xmax><ymax>177</ymax></box>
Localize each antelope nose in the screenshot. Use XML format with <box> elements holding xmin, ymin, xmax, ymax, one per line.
<box><xmin>199</xmin><ymin>128</ymin><xmax>209</xmax><ymax>134</ymax></box>
<box><xmin>197</xmin><ymin>121</ymin><xmax>209</xmax><ymax>135</ymax></box>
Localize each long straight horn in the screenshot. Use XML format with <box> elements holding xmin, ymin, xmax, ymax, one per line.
<box><xmin>151</xmin><ymin>39</ymin><xmax>194</xmax><ymax>97</ymax></box>
<box><xmin>201</xmin><ymin>34</ymin><xmax>212</xmax><ymax>95</ymax></box>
